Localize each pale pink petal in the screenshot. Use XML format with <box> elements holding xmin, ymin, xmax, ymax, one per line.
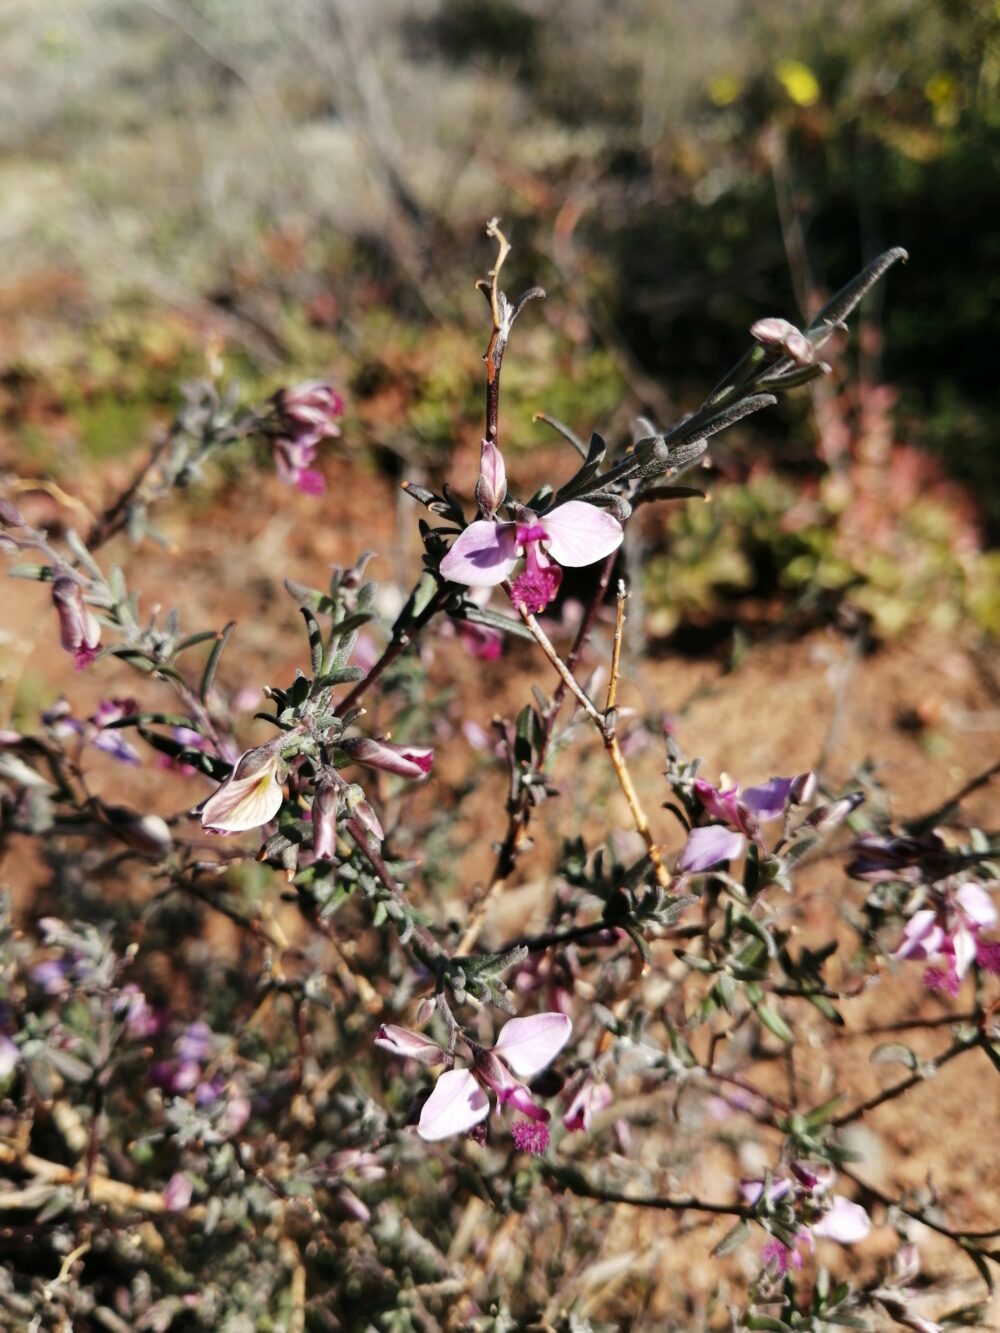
<box><xmin>812</xmin><ymin>1195</ymin><xmax>871</xmax><ymax>1244</ymax></box>
<box><xmin>951</xmin><ymin>923</ymin><xmax>977</xmax><ymax>979</ymax></box>
<box><xmin>493</xmin><ymin>1012</ymin><xmax>572</xmax><ymax>1078</ymax></box>
<box><xmin>956</xmin><ymin>882</ymin><xmax>997</xmax><ymax>930</ymax></box>
<box><xmin>563</xmin><ymin>1079</ymin><xmax>614</xmax><ymax>1133</ymax></box>
<box><xmin>891</xmin><ymin>910</ymin><xmax>943</xmax><ymax>962</ymax></box>
<box><xmin>200</xmin><ymin>757</ymin><xmax>283</xmax><ymax>834</ymax></box>
<box><xmin>539</xmin><ymin>501</ymin><xmax>624</xmax><ymax>568</ymax></box>
<box><xmin>678</xmin><ymin>825</ymin><xmax>746</xmax><ymax>872</ymax></box>
<box><xmin>417</xmin><ymin>1068</ymin><xmax>490</xmax><ymax>1140</ymax></box>
<box><xmin>374</xmin><ymin>1024</ymin><xmax>443</xmax><ymax>1066</ymax></box>
<box><xmin>440</xmin><ymin>521</ymin><xmax>519</xmax><ymax>586</ymax></box>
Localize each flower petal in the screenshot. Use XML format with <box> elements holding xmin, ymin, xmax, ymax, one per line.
<box><xmin>200</xmin><ymin>755</ymin><xmax>283</xmax><ymax>834</ymax></box>
<box><xmin>956</xmin><ymin>882</ymin><xmax>997</xmax><ymax>930</ymax></box>
<box><xmin>812</xmin><ymin>1195</ymin><xmax>871</xmax><ymax>1244</ymax></box>
<box><xmin>493</xmin><ymin>1012</ymin><xmax>572</xmax><ymax>1078</ymax></box>
<box><xmin>678</xmin><ymin>825</ymin><xmax>746</xmax><ymax>872</ymax></box>
<box><xmin>742</xmin><ymin>776</ymin><xmax>796</xmax><ymax>822</ymax></box>
<box><xmin>891</xmin><ymin>909</ymin><xmax>942</xmax><ymax>962</ymax></box>
<box><xmin>417</xmin><ymin>1068</ymin><xmax>490</xmax><ymax>1140</ymax></box>
<box><xmin>440</xmin><ymin>521</ymin><xmax>519</xmax><ymax>586</ymax></box>
<box><xmin>539</xmin><ymin>501</ymin><xmax>624</xmax><ymax>568</ymax></box>
<box><xmin>374</xmin><ymin>1024</ymin><xmax>443</xmax><ymax>1066</ymax></box>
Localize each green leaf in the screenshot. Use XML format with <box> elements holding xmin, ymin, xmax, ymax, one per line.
<box><xmin>200</xmin><ymin>620</ymin><xmax>236</xmax><ymax>702</ymax></box>
<box><xmin>756</xmin><ymin>1002</ymin><xmax>794</xmax><ymax>1045</ymax></box>
<box><xmin>744</xmin><ymin>1317</ymin><xmax>793</xmax><ymax>1332</ymax></box>
<box><xmin>802</xmin><ymin>1094</ymin><xmax>844</xmax><ymax>1129</ymax></box>
<box><xmin>712</xmin><ymin>1219</ymin><xmax>750</xmax><ymax>1257</ymax></box>
<box><xmin>301</xmin><ymin>607</ymin><xmax>324</xmax><ymax>674</ymax></box>
<box><xmin>870</xmin><ymin>1042</ymin><xmax>918</xmax><ymax>1071</ymax></box>
<box><xmin>805</xmin><ymin>247</ymin><xmax>908</xmax><ymax>345</ymax></box>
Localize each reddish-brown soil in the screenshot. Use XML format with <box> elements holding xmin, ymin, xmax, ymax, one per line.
<box><xmin>2</xmin><ymin>451</ymin><xmax>999</xmax><ymax>1329</ymax></box>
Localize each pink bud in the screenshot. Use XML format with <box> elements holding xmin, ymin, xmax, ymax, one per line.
<box><xmin>750</xmin><ymin>317</ymin><xmax>814</xmax><ymax>366</ymax></box>
<box><xmin>163</xmin><ymin>1171</ymin><xmax>193</xmax><ymax>1212</ymax></box>
<box><xmin>312</xmin><ymin>779</ymin><xmax>338</xmax><ymax>860</ymax></box>
<box><xmin>51</xmin><ymin>576</ymin><xmax>101</xmax><ymax>669</ymax></box>
<box><xmin>374</xmin><ymin>1024</ymin><xmax>443</xmax><ymax>1066</ymax></box>
<box><xmin>341</xmin><ymin>737</ymin><xmax>433</xmax><ymax>780</ymax></box>
<box><xmin>475</xmin><ymin>439</ymin><xmax>507</xmax><ymax>518</ymax></box>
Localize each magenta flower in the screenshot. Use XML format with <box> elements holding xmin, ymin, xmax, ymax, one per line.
<box><xmin>51</xmin><ymin>576</ymin><xmax>101</xmax><ymax>670</ymax></box>
<box><xmin>892</xmin><ymin>881</ymin><xmax>999</xmax><ymax>996</ymax></box>
<box><xmin>378</xmin><ymin>1012</ymin><xmax>572</xmax><ymax>1152</ymax></box>
<box><xmin>440</xmin><ymin>501</ymin><xmax>624</xmax><ymax>614</ymax></box>
<box><xmin>341</xmin><ymin>737</ymin><xmax>433</xmax><ymax>780</ymax></box>
<box><xmin>200</xmin><ymin>745</ymin><xmax>284</xmax><ymax>834</ymax></box>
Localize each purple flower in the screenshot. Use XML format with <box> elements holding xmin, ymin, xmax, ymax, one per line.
<box><xmin>893</xmin><ymin>881</ymin><xmax>998</xmax><ymax>995</ymax></box>
<box><xmin>200</xmin><ymin>745</ymin><xmax>284</xmax><ymax>835</ymax></box>
<box><xmin>89</xmin><ymin>698</ymin><xmax>142</xmax><ymax>765</ymax></box>
<box><xmin>677</xmin><ymin>772</ymin><xmax>812</xmax><ymax>872</ymax></box>
<box><xmin>341</xmin><ymin>737</ymin><xmax>433</xmax><ymax>780</ymax></box>
<box><xmin>51</xmin><ymin>577</ymin><xmax>101</xmax><ymax>670</ymax></box>
<box><xmin>440</xmin><ymin>501</ymin><xmax>624</xmax><ymax>615</ymax></box>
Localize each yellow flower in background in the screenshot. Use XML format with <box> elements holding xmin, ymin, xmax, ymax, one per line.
<box><xmin>708</xmin><ymin>73</ymin><xmax>744</xmax><ymax>107</ymax></box>
<box><xmin>775</xmin><ymin>59</ymin><xmax>820</xmax><ymax>107</ymax></box>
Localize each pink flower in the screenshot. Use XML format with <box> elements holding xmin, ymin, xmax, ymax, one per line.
<box><xmin>563</xmin><ymin>1078</ymin><xmax>614</xmax><ymax>1133</ymax></box>
<box><xmin>270</xmin><ymin>381</ymin><xmax>343</xmax><ymax>494</ymax></box>
<box><xmin>893</xmin><ymin>882</ymin><xmax>998</xmax><ymax>995</ymax></box>
<box><xmin>200</xmin><ymin>745</ymin><xmax>284</xmax><ymax>834</ymax></box>
<box><xmin>745</xmin><ymin>1165</ymin><xmax>871</xmax><ymax>1271</ymax></box>
<box><xmin>811</xmin><ymin>1194</ymin><xmax>871</xmax><ymax>1244</ymax></box>
<box><xmin>382</xmin><ymin>1012</ymin><xmax>572</xmax><ymax>1151</ymax></box>
<box><xmin>440</xmin><ymin>501</ymin><xmax>623</xmax><ymax>614</ymax></box>
<box><xmin>51</xmin><ymin>577</ymin><xmax>101</xmax><ymax>669</ymax></box>
<box><xmin>341</xmin><ymin>737</ymin><xmax>433</xmax><ymax>780</ymax></box>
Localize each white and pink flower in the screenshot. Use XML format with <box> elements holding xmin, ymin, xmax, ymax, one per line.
<box><xmin>377</xmin><ymin>1012</ymin><xmax>572</xmax><ymax>1153</ymax></box>
<box><xmin>440</xmin><ymin>500</ymin><xmax>623</xmax><ymax>615</ymax></box>
<box><xmin>200</xmin><ymin>745</ymin><xmax>284</xmax><ymax>835</ymax></box>
<box><xmin>893</xmin><ymin>881</ymin><xmax>999</xmax><ymax>996</ymax></box>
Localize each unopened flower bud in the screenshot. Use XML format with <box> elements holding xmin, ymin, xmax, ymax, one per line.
<box><xmin>341</xmin><ymin>737</ymin><xmax>433</xmax><ymax>780</ymax></box>
<box><xmin>475</xmin><ymin>439</ymin><xmax>507</xmax><ymax>519</ymax></box>
<box><xmin>312</xmin><ymin>778</ymin><xmax>338</xmax><ymax>860</ymax></box>
<box><xmin>102</xmin><ymin>805</ymin><xmax>173</xmax><ymax>858</ymax></box>
<box><xmin>750</xmin><ymin>317</ymin><xmax>814</xmax><ymax>367</ymax></box>
<box><xmin>374</xmin><ymin>1024</ymin><xmax>443</xmax><ymax>1066</ymax></box>
<box><xmin>51</xmin><ymin>576</ymin><xmax>101</xmax><ymax>670</ymax></box>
